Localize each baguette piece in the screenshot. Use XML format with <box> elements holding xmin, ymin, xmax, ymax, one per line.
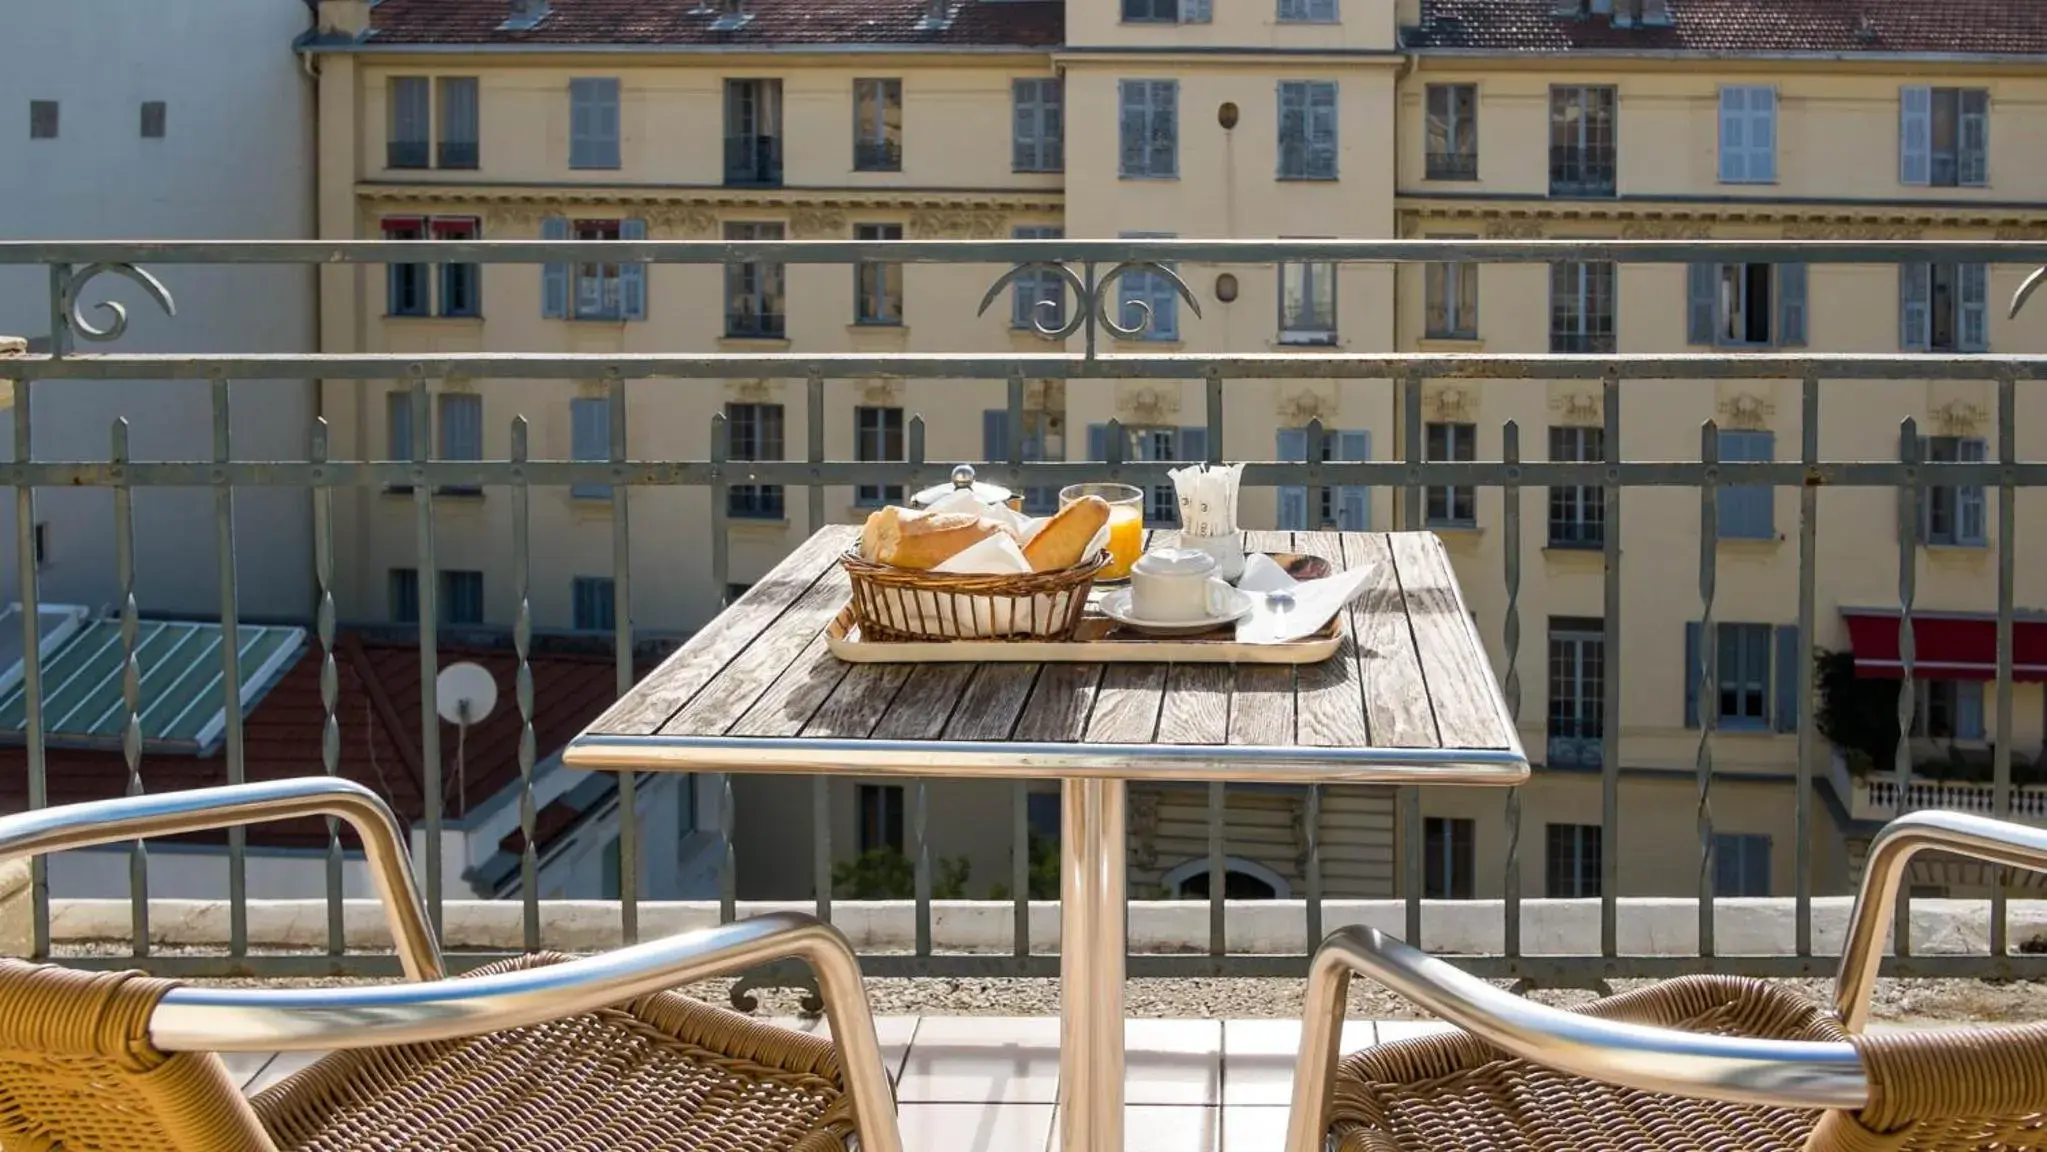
<box><xmin>1023</xmin><ymin>495</ymin><xmax>1111</xmax><ymax>572</ymax></box>
<box><xmin>859</xmin><ymin>505</ymin><xmax>1006</xmax><ymax>570</ymax></box>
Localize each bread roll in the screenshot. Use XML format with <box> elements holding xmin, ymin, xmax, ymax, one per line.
<box><xmin>858</xmin><ymin>505</ymin><xmax>901</xmax><ymax>561</ymax></box>
<box><xmin>859</xmin><ymin>505</ymin><xmax>1006</xmax><ymax>570</ymax></box>
<box><xmin>1023</xmin><ymin>495</ymin><xmax>1111</xmax><ymax>572</ymax></box>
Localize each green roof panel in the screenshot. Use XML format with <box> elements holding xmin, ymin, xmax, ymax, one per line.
<box><xmin>0</xmin><ymin>620</ymin><xmax>306</xmax><ymax>754</ymax></box>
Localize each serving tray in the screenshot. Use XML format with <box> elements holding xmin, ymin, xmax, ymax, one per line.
<box><xmin>824</xmin><ymin>553</ymin><xmax>1344</xmax><ymax>666</ymax></box>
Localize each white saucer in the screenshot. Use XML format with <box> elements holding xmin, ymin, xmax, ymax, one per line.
<box><xmin>1097</xmin><ymin>586</ymin><xmax>1255</xmax><ymax>636</ymax></box>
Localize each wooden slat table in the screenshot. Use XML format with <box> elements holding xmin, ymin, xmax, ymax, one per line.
<box><xmin>564</xmin><ymin>525</ymin><xmax>1527</xmax><ymax>1152</ymax></box>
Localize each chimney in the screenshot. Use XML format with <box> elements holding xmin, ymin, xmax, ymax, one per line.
<box><xmin>316</xmin><ymin>0</ymin><xmax>371</xmax><ymax>37</ymax></box>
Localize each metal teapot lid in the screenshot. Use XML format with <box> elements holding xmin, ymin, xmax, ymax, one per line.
<box><xmin>911</xmin><ymin>464</ymin><xmax>1015</xmax><ymax>508</ymax></box>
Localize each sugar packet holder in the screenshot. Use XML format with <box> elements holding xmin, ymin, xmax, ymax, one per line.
<box><xmin>1169</xmin><ymin>462</ymin><xmax>1246</xmax><ymax>580</ymax></box>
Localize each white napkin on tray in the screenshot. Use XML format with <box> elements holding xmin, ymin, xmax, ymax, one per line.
<box><xmin>1234</xmin><ymin>553</ymin><xmax>1375</xmax><ymax>645</ymax></box>
<box><xmin>863</xmin><ymin>489</ymin><xmax>1111</xmax><ymax>639</ymax></box>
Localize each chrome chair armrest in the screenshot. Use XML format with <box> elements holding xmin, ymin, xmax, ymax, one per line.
<box><xmin>150</xmin><ymin>911</ymin><xmax>902</xmax><ymax>1152</ymax></box>
<box><xmin>1834</xmin><ymin>809</ymin><xmax>2047</xmax><ymax>1030</ymax></box>
<box><xmin>0</xmin><ymin>778</ymin><xmax>440</xmax><ymax>980</ymax></box>
<box><xmin>1283</xmin><ymin>925</ymin><xmax>1870</xmax><ymax>1152</ymax></box>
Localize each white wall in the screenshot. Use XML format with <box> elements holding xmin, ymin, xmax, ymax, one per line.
<box><xmin>49</xmin><ymin>844</ymin><xmax>381</xmax><ymax>901</ymax></box>
<box><xmin>0</xmin><ymin>0</ymin><xmax>318</xmax><ymax>620</ymax></box>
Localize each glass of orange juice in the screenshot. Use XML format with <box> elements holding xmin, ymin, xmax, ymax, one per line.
<box><xmin>1059</xmin><ymin>482</ymin><xmax>1145</xmax><ymax>581</ymax></box>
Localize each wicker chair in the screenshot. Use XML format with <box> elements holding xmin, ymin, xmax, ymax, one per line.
<box><xmin>0</xmin><ymin>778</ymin><xmax>903</xmax><ymax>1152</ymax></box>
<box><xmin>1284</xmin><ymin>810</ymin><xmax>2047</xmax><ymax>1152</ymax></box>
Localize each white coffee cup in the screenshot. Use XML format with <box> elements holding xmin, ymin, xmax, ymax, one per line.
<box><xmin>1130</xmin><ymin>548</ymin><xmax>1221</xmax><ymax>623</ymax></box>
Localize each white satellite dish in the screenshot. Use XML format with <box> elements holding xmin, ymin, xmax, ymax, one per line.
<box><xmin>435</xmin><ymin>662</ymin><xmax>498</xmax><ymax>726</ymax></box>
<box><xmin>436</xmin><ymin>662</ymin><xmax>498</xmax><ymax>819</ymax></box>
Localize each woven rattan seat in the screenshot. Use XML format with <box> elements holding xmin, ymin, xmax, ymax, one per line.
<box><xmin>1326</xmin><ymin>974</ymin><xmax>2047</xmax><ymax>1152</ymax></box>
<box><xmin>0</xmin><ymin>953</ymin><xmax>858</xmax><ymax>1152</ymax></box>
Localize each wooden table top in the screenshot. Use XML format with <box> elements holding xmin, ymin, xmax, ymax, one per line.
<box><xmin>563</xmin><ymin>527</ymin><xmax>1526</xmax><ymax>785</ymax></box>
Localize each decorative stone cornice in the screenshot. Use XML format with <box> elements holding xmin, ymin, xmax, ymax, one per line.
<box><xmin>356</xmin><ymin>184</ymin><xmax>1060</xmax><ymax>236</ymax></box>
<box><xmin>1781</xmin><ymin>222</ymin><xmax>1924</xmax><ymax>241</ymax></box>
<box><xmin>726</xmin><ymin>378</ymin><xmax>781</xmax><ymax>405</ymax></box>
<box><xmin>1717</xmin><ymin>390</ymin><xmax>1776</xmax><ymax>430</ymax></box>
<box><xmin>1931</xmin><ymin>397</ymin><xmax>1987</xmax><ymax>438</ymax></box>
<box><xmin>1547</xmin><ymin>389</ymin><xmax>1602</xmax><ymax>425</ymax></box>
<box><xmin>1424</xmin><ymin>384</ymin><xmax>1476</xmax><ymax>424</ymax></box>
<box><xmin>1619</xmin><ymin>220</ymin><xmax>1714</xmax><ymax>240</ymax></box>
<box><xmin>789</xmin><ymin>207</ymin><xmax>848</xmax><ymax>238</ymax></box>
<box><xmin>908</xmin><ymin>208</ymin><xmax>1008</xmax><ymax>240</ymax></box>
<box><xmin>1275</xmin><ymin>384</ymin><xmax>1339</xmax><ymax>427</ymax></box>
<box><xmin>1116</xmin><ymin>383</ymin><xmax>1182</xmax><ymax>425</ymax></box>
<box><xmin>1399</xmin><ymin>200</ymin><xmax>2047</xmax><ymax>238</ymax></box>
<box><xmin>857</xmin><ymin>377</ymin><xmax>904</xmax><ymax>407</ymax></box>
<box><xmin>1482</xmin><ymin>217</ymin><xmax>1547</xmax><ymax>239</ymax></box>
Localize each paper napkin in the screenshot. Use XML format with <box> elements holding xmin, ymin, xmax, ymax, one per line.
<box><xmin>1234</xmin><ymin>553</ymin><xmax>1375</xmax><ymax>645</ymax></box>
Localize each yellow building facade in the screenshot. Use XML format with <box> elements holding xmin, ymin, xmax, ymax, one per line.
<box><xmin>306</xmin><ymin>0</ymin><xmax>2047</xmax><ymax>902</ymax></box>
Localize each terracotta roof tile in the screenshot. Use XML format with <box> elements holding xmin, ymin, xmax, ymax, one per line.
<box><xmin>365</xmin><ymin>0</ymin><xmax>1063</xmax><ymax>48</ymax></box>
<box><xmin>1407</xmin><ymin>0</ymin><xmax>2047</xmax><ymax>55</ymax></box>
<box><xmin>0</xmin><ymin>631</ymin><xmax>648</xmax><ymax>851</ymax></box>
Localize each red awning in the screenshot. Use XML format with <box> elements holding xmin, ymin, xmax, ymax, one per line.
<box><xmin>1841</xmin><ymin>609</ymin><xmax>2047</xmax><ymax>682</ymax></box>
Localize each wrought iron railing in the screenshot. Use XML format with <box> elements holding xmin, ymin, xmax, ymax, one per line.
<box><xmin>5</xmin><ymin>237</ymin><xmax>2047</xmax><ymax>991</ymax></box>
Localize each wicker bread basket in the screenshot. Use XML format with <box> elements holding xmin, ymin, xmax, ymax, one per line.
<box><xmin>840</xmin><ymin>549</ymin><xmax>1111</xmax><ymax>641</ymax></box>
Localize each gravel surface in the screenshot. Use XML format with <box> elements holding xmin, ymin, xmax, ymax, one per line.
<box><xmin>59</xmin><ymin>944</ymin><xmax>2047</xmax><ymax>1025</ymax></box>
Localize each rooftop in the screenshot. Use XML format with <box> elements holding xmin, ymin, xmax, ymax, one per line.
<box><xmin>1404</xmin><ymin>0</ymin><xmax>2047</xmax><ymax>55</ymax></box>
<box><xmin>0</xmin><ymin>629</ymin><xmax>641</xmax><ymax>847</ymax></box>
<box><xmin>343</xmin><ymin>0</ymin><xmax>2047</xmax><ymax>56</ymax></box>
<box><xmin>361</xmin><ymin>0</ymin><xmax>1063</xmax><ymax>48</ymax></box>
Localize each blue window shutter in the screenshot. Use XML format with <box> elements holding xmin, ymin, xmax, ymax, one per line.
<box><xmin>595</xmin><ymin>78</ymin><xmax>621</xmax><ymax>167</ymax></box>
<box><xmin>389</xmin><ymin>569</ymin><xmax>419</xmax><ymax>624</ymax></box>
<box><xmin>1777</xmin><ymin>263</ymin><xmax>1807</xmax><ymax>346</ymax></box>
<box><xmin>1684</xmin><ymin>621</ymin><xmax>1702</xmax><ymax>729</ymax></box>
<box><xmin>1718</xmin><ymin>430</ymin><xmax>1774</xmax><ymax>539</ymax></box>
<box><xmin>387</xmin><ymin>391</ymin><xmax>414</xmax><ymax>460</ymax></box>
<box><xmin>1956</xmin><ymin>681</ymin><xmax>1986</xmax><ymax>739</ymax></box>
<box><xmin>574</xmin><ymin>577</ymin><xmax>616</xmax><ymax>632</ymax></box>
<box><xmin>1747</xmin><ymin>88</ymin><xmax>1777</xmax><ymax>182</ymax></box>
<box><xmin>1958</xmin><ymin>89</ymin><xmax>1988</xmax><ymax>187</ymax></box>
<box><xmin>1687</xmin><ymin>263</ymin><xmax>1716</xmax><ymax>345</ymax></box>
<box><xmin>1960</xmin><ymin>262</ymin><xmax>1988</xmax><ymax>351</ymax></box>
<box><xmin>1717</xmin><ymin>87</ymin><xmax>1746</xmax><ymax>183</ymax></box>
<box><xmin>542</xmin><ymin>216</ymin><xmax>569</xmax><ymax>318</ymax></box>
<box><xmin>571</xmin><ymin>397</ymin><xmax>611</xmax><ymax>499</ymax></box>
<box><xmin>1277</xmin><ymin>427</ymin><xmax>1309</xmax><ymax>531</ymax></box>
<box><xmin>1746</xmin><ymin>838</ymin><xmax>1771</xmax><ymax>896</ymax></box>
<box><xmin>1338</xmin><ymin>429</ymin><xmax>1370</xmax><ymax>531</ymax></box>
<box><xmin>440</xmin><ymin>393</ymin><xmax>482</xmax><ymax>461</ymax></box>
<box><xmin>1154</xmin><ymin>81</ymin><xmax>1179</xmax><ymax>176</ymax></box>
<box><xmin>1714</xmin><ymin>840</ymin><xmax>1737</xmax><ymax>897</ymax></box>
<box><xmin>1087</xmin><ymin>422</ymin><xmax>1110</xmax><ymax>463</ymax></box>
<box><xmin>620</xmin><ymin>217</ymin><xmax>648</xmax><ymax>320</ymax></box>
<box><xmin>1959</xmin><ymin>436</ymin><xmax>1988</xmax><ymax>544</ymax></box>
<box><xmin>1118</xmin><ymin>82</ymin><xmax>1145</xmax><ymax>175</ymax></box>
<box><xmin>1179</xmin><ymin>425</ymin><xmax>1208</xmax><ymax>466</ymax></box>
<box><xmin>1899</xmin><ymin>263</ymin><xmax>1929</xmax><ymax>350</ymax></box>
<box><xmin>1899</xmin><ymin>86</ymin><xmax>1932</xmax><ymax>186</ymax></box>
<box><xmin>1773</xmin><ymin>624</ymin><xmax>1800</xmax><ymax>733</ymax></box>
<box><xmin>983</xmin><ymin>408</ymin><xmax>1010</xmax><ymax>463</ymax></box>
